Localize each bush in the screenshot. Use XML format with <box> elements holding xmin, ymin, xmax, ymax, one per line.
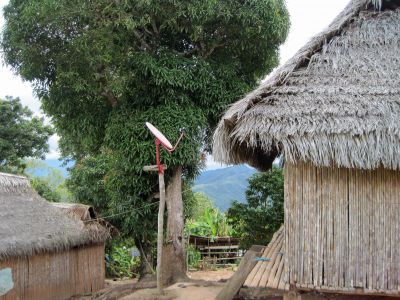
<box><xmin>187</xmin><ymin>244</ymin><xmax>201</xmax><ymax>270</ymax></box>
<box><xmin>105</xmin><ymin>239</ymin><xmax>141</xmax><ymax>278</ymax></box>
<box><xmin>30</xmin><ymin>177</ymin><xmax>62</xmax><ymax>202</ymax></box>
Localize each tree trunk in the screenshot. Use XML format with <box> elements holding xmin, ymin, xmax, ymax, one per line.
<box><xmin>135</xmin><ymin>237</ymin><xmax>155</xmax><ymax>281</ymax></box>
<box><xmin>162</xmin><ymin>166</ymin><xmax>188</xmax><ymax>285</ymax></box>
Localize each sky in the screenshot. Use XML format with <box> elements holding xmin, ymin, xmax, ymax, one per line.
<box><xmin>0</xmin><ymin>0</ymin><xmax>349</xmax><ymax>166</ymax></box>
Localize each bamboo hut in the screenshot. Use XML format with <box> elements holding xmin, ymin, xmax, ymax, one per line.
<box><xmin>0</xmin><ymin>172</ymin><xmax>110</xmax><ymax>300</ymax></box>
<box><xmin>213</xmin><ymin>0</ymin><xmax>400</xmax><ymax>299</ymax></box>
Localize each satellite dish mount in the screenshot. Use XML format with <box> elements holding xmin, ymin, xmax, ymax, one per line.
<box><xmin>144</xmin><ymin>122</ymin><xmax>185</xmax><ymax>293</ymax></box>
<box><xmin>146</xmin><ymin>122</ymin><xmax>184</xmax><ymax>174</ymax></box>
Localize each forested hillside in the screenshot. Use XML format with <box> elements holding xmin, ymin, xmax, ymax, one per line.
<box><xmin>193</xmin><ymin>165</ymin><xmax>256</xmax><ymax>211</ymax></box>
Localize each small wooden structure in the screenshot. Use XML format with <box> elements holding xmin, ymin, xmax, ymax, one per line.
<box><xmin>189</xmin><ymin>235</ymin><xmax>242</xmax><ymax>268</ymax></box>
<box><xmin>213</xmin><ymin>1</ymin><xmax>400</xmax><ymax>299</ymax></box>
<box><xmin>0</xmin><ymin>172</ymin><xmax>110</xmax><ymax>300</ymax></box>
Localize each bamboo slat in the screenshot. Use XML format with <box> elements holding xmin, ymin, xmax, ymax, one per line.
<box><xmin>0</xmin><ymin>244</ymin><xmax>105</xmax><ymax>300</ymax></box>
<box><xmin>243</xmin><ymin>163</ymin><xmax>400</xmax><ymax>296</ymax></box>
<box><xmin>282</xmin><ymin>162</ymin><xmax>400</xmax><ymax>295</ymax></box>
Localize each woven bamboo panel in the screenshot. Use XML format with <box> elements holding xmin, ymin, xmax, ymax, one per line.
<box><xmin>284</xmin><ymin>162</ymin><xmax>400</xmax><ymax>295</ymax></box>
<box><xmin>0</xmin><ymin>243</ymin><xmax>105</xmax><ymax>300</ymax></box>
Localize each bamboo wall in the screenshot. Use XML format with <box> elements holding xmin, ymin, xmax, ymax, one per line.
<box><xmin>284</xmin><ymin>162</ymin><xmax>400</xmax><ymax>295</ymax></box>
<box><xmin>0</xmin><ymin>243</ymin><xmax>105</xmax><ymax>300</ymax></box>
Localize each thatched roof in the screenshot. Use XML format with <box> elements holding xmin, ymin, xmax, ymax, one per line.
<box><xmin>213</xmin><ymin>0</ymin><xmax>400</xmax><ymax>171</ymax></box>
<box><xmin>0</xmin><ymin>172</ymin><xmax>110</xmax><ymax>260</ymax></box>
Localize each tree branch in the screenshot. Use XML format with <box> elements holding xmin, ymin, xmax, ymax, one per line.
<box><xmin>133</xmin><ymin>30</ymin><xmax>152</xmax><ymax>51</ymax></box>
<box><xmin>101</xmin><ymin>89</ymin><xmax>118</xmax><ymax>108</ymax></box>
<box><xmin>203</xmin><ymin>42</ymin><xmax>225</xmax><ymax>58</ymax></box>
<box><xmin>151</xmin><ymin>20</ymin><xmax>159</xmax><ymax>36</ymax></box>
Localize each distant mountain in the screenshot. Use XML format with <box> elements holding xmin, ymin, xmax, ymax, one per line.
<box><xmin>25</xmin><ymin>159</ymin><xmax>73</xmax><ymax>178</ymax></box>
<box><xmin>193</xmin><ymin>165</ymin><xmax>256</xmax><ymax>211</ymax></box>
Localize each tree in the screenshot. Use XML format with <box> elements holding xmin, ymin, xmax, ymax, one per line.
<box><xmin>30</xmin><ymin>177</ymin><xmax>61</xmax><ymax>202</ymax></box>
<box><xmin>0</xmin><ymin>97</ymin><xmax>53</xmax><ymax>173</ymax></box>
<box><xmin>227</xmin><ymin>167</ymin><xmax>284</xmax><ymax>249</ymax></box>
<box><xmin>1</xmin><ymin>0</ymin><xmax>290</xmax><ymax>283</ymax></box>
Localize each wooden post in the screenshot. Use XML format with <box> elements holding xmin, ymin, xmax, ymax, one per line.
<box><xmin>143</xmin><ymin>165</ymin><xmax>167</xmax><ymax>294</ymax></box>
<box><xmin>157</xmin><ymin>171</ymin><xmax>166</xmax><ymax>294</ymax></box>
<box><xmin>215</xmin><ymin>245</ymin><xmax>264</xmax><ymax>300</ymax></box>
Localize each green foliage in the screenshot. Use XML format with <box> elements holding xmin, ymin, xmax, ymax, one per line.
<box><xmin>187</xmin><ymin>192</ymin><xmax>215</xmax><ymax>220</ymax></box>
<box><xmin>106</xmin><ymin>239</ymin><xmax>140</xmax><ymax>278</ymax></box>
<box><xmin>30</xmin><ymin>177</ymin><xmax>61</xmax><ymax>202</ymax></box>
<box><xmin>187</xmin><ymin>244</ymin><xmax>201</xmax><ymax>270</ymax></box>
<box><xmin>0</xmin><ymin>97</ymin><xmax>53</xmax><ymax>172</ymax></box>
<box><xmin>1</xmin><ymin>0</ymin><xmax>289</xmax><ymax>273</ymax></box>
<box><xmin>186</xmin><ymin>193</ymin><xmax>234</xmax><ymax>238</ymax></box>
<box><xmin>227</xmin><ymin>167</ymin><xmax>284</xmax><ymax>249</ymax></box>
<box><xmin>67</xmin><ymin>155</ymin><xmax>109</xmax><ymax>211</ymax></box>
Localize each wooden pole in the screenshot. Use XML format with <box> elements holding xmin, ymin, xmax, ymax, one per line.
<box><xmin>143</xmin><ymin>164</ymin><xmax>167</xmax><ymax>294</ymax></box>
<box><xmin>157</xmin><ymin>171</ymin><xmax>166</xmax><ymax>294</ymax></box>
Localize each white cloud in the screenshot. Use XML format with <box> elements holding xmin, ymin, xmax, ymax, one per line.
<box><xmin>46</xmin><ymin>134</ymin><xmax>61</xmax><ymax>159</ymax></box>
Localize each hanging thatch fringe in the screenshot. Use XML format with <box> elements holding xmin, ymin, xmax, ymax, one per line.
<box><xmin>372</xmin><ymin>0</ymin><xmax>383</xmax><ymax>10</ymax></box>
<box><xmin>212</xmin><ymin>0</ymin><xmax>400</xmax><ymax>171</ymax></box>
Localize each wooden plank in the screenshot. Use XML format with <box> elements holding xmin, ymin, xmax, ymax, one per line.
<box><xmin>314</xmin><ymin>165</ymin><xmax>321</xmax><ymax>287</ymax></box>
<box><xmin>200</xmin><ymin>245</ymin><xmax>239</xmax><ymax>250</ymax></box>
<box><xmin>200</xmin><ymin>252</ymin><xmax>240</xmax><ymax>256</ymax></box>
<box><xmin>368</xmin><ymin>169</ymin><xmax>373</xmax><ymax>289</ymax></box>
<box><xmin>296</xmin><ymin>162</ymin><xmax>303</xmax><ymax>285</ymax></box>
<box><xmin>143</xmin><ymin>165</ymin><xmax>167</xmax><ymax>172</ymax></box>
<box><xmin>332</xmin><ymin>166</ymin><xmax>338</xmax><ymax>287</ymax></box>
<box><xmin>321</xmin><ymin>165</ymin><xmax>328</xmax><ymax>287</ymax></box>
<box><xmin>216</xmin><ymin>245</ymin><xmax>264</xmax><ymax>300</ymax></box>
<box><xmin>259</xmin><ymin>231</ymin><xmax>283</xmax><ymax>287</ymax></box>
<box><xmin>341</xmin><ymin>167</ymin><xmax>349</xmax><ymax>288</ymax></box>
<box><xmin>271</xmin><ymin>252</ymin><xmax>285</xmax><ymax>290</ymax></box>
<box><xmin>348</xmin><ymin>167</ymin><xmax>355</xmax><ymax>288</ymax></box>
<box><xmin>249</xmin><ymin>228</ymin><xmax>282</xmax><ymax>287</ymax></box>
<box><xmin>213</xmin><ymin>257</ymin><xmax>243</xmax><ymax>261</ymax></box>
<box><xmin>303</xmin><ymin>162</ymin><xmax>310</xmax><ymax>285</ymax></box>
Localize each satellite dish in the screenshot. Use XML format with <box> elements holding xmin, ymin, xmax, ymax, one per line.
<box><xmin>145</xmin><ymin>122</ymin><xmax>173</xmax><ymax>150</ymax></box>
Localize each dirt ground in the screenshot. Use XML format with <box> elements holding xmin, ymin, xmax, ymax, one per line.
<box><xmin>188</xmin><ymin>268</ymin><xmax>235</xmax><ymax>281</ymax></box>
<box><xmin>120</xmin><ymin>268</ymin><xmax>235</xmax><ymax>300</ymax></box>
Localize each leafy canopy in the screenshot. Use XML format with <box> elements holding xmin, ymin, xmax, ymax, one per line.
<box><xmin>227</xmin><ymin>166</ymin><xmax>284</xmax><ymax>249</ymax></box>
<box><xmin>0</xmin><ymin>97</ymin><xmax>53</xmax><ymax>172</ymax></box>
<box><xmin>2</xmin><ymin>0</ymin><xmax>289</xmax><ymax>156</ymax></box>
<box><xmin>1</xmin><ymin>0</ymin><xmax>289</xmax><ymax>250</ymax></box>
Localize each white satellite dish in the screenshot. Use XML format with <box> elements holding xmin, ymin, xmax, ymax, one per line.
<box><xmin>145</xmin><ymin>122</ymin><xmax>173</xmax><ymax>150</ymax></box>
